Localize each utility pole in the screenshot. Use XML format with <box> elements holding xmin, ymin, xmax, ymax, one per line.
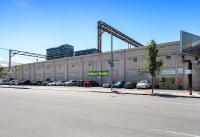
<box><xmin>188</xmin><ymin>61</ymin><xmax>192</xmax><ymax>95</ymax></box>
<box><xmin>8</xmin><ymin>50</ymin><xmax>12</xmax><ymax>82</ymax></box>
<box><xmin>110</xmin><ymin>34</ymin><xmax>114</xmax><ymax>92</ymax></box>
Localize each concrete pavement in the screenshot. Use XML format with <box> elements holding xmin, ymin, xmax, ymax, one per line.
<box><xmin>1</xmin><ymin>85</ymin><xmax>200</xmax><ymax>98</ymax></box>
<box><xmin>0</xmin><ymin>87</ymin><xmax>200</xmax><ymax>137</ymax></box>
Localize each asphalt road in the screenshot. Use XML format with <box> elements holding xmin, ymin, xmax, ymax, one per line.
<box><xmin>0</xmin><ymin>87</ymin><xmax>200</xmax><ymax>137</ymax></box>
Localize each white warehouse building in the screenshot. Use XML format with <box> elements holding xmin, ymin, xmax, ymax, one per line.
<box><xmin>5</xmin><ymin>41</ymin><xmax>200</xmax><ymax>90</ymax></box>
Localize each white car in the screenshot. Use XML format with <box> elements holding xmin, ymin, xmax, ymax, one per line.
<box><xmin>136</xmin><ymin>80</ymin><xmax>151</xmax><ymax>89</ymax></box>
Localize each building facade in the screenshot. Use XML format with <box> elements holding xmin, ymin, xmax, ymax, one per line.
<box><xmin>46</xmin><ymin>44</ymin><xmax>74</xmax><ymax>60</ymax></box>
<box><xmin>6</xmin><ymin>41</ymin><xmax>200</xmax><ymax>90</ymax></box>
<box><xmin>75</xmin><ymin>48</ymin><xmax>97</xmax><ymax>56</ymax></box>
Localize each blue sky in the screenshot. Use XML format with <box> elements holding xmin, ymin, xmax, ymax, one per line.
<box><xmin>0</xmin><ymin>0</ymin><xmax>200</xmax><ymax>64</ymax></box>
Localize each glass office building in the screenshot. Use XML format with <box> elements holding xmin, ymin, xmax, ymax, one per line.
<box><xmin>75</xmin><ymin>48</ymin><xmax>97</xmax><ymax>56</ymax></box>
<box><xmin>46</xmin><ymin>44</ymin><xmax>74</xmax><ymax>60</ymax></box>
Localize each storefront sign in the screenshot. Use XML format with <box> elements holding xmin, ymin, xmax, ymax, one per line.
<box><xmin>88</xmin><ymin>71</ymin><xmax>109</xmax><ymax>76</ymax></box>
<box><xmin>177</xmin><ymin>68</ymin><xmax>184</xmax><ymax>74</ymax></box>
<box><xmin>161</xmin><ymin>68</ymin><xmax>176</xmax><ymax>75</ymax></box>
<box><xmin>184</xmin><ymin>69</ymin><xmax>193</xmax><ymax>74</ymax></box>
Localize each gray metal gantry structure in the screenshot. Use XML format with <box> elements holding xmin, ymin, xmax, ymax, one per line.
<box><xmin>8</xmin><ymin>49</ymin><xmax>46</xmax><ymax>80</ymax></box>
<box><xmin>97</xmin><ymin>21</ymin><xmax>144</xmax><ymax>53</ymax></box>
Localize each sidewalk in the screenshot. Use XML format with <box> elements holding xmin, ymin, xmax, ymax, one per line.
<box><xmin>1</xmin><ymin>85</ymin><xmax>200</xmax><ymax>99</ymax></box>
<box><xmin>81</xmin><ymin>87</ymin><xmax>200</xmax><ymax>98</ymax></box>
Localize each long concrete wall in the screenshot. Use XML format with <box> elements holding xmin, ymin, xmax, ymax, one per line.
<box><xmin>6</xmin><ymin>42</ymin><xmax>200</xmax><ymax>90</ymax></box>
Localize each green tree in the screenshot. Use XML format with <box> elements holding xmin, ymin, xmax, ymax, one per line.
<box><xmin>0</xmin><ymin>65</ymin><xmax>5</xmax><ymax>78</ymax></box>
<box><xmin>144</xmin><ymin>40</ymin><xmax>163</xmax><ymax>93</ymax></box>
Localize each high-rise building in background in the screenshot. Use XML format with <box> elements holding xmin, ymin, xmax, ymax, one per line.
<box><xmin>46</xmin><ymin>44</ymin><xmax>74</xmax><ymax>60</ymax></box>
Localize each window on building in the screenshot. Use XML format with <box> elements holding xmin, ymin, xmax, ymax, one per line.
<box><xmin>133</xmin><ymin>57</ymin><xmax>137</xmax><ymax>62</ymax></box>
<box><xmin>166</xmin><ymin>56</ymin><xmax>171</xmax><ymax>60</ymax></box>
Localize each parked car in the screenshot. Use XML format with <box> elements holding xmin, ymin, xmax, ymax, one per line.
<box><xmin>112</xmin><ymin>81</ymin><xmax>125</xmax><ymax>88</ymax></box>
<box><xmin>84</xmin><ymin>80</ymin><xmax>99</xmax><ymax>87</ymax></box>
<box><xmin>43</xmin><ymin>81</ymin><xmax>52</xmax><ymax>86</ymax></box>
<box><xmin>76</xmin><ymin>80</ymin><xmax>84</xmax><ymax>87</ymax></box>
<box><xmin>31</xmin><ymin>81</ymin><xmax>43</xmax><ymax>86</ymax></box>
<box><xmin>31</xmin><ymin>81</ymin><xmax>37</xmax><ymax>85</ymax></box>
<box><xmin>19</xmin><ymin>80</ymin><xmax>31</xmax><ymax>85</ymax></box>
<box><xmin>124</xmin><ymin>82</ymin><xmax>136</xmax><ymax>89</ymax></box>
<box><xmin>64</xmin><ymin>80</ymin><xmax>77</xmax><ymax>86</ymax></box>
<box><xmin>103</xmin><ymin>81</ymin><xmax>111</xmax><ymax>88</ymax></box>
<box><xmin>9</xmin><ymin>80</ymin><xmax>19</xmax><ymax>85</ymax></box>
<box><xmin>136</xmin><ymin>80</ymin><xmax>151</xmax><ymax>89</ymax></box>
<box><xmin>56</xmin><ymin>80</ymin><xmax>65</xmax><ymax>86</ymax></box>
<box><xmin>47</xmin><ymin>81</ymin><xmax>57</xmax><ymax>86</ymax></box>
<box><xmin>0</xmin><ymin>79</ymin><xmax>8</xmax><ymax>85</ymax></box>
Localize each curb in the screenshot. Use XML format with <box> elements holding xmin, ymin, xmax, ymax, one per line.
<box><xmin>1</xmin><ymin>86</ymin><xmax>199</xmax><ymax>99</ymax></box>
<box><xmin>0</xmin><ymin>86</ymin><xmax>30</xmax><ymax>89</ymax></box>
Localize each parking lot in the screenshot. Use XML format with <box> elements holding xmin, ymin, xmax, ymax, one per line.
<box><xmin>0</xmin><ymin>86</ymin><xmax>200</xmax><ymax>137</ymax></box>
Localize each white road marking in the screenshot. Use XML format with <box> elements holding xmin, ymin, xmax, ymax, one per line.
<box><xmin>159</xmin><ymin>101</ymin><xmax>194</xmax><ymax>106</ymax></box>
<box><xmin>151</xmin><ymin>129</ymin><xmax>200</xmax><ymax>137</ymax></box>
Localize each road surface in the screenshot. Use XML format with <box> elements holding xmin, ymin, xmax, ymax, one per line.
<box><xmin>0</xmin><ymin>87</ymin><xmax>199</xmax><ymax>137</ymax></box>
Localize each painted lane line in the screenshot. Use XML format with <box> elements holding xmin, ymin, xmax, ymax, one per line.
<box><xmin>166</xmin><ymin>130</ymin><xmax>200</xmax><ymax>137</ymax></box>
<box><xmin>151</xmin><ymin>129</ymin><xmax>200</xmax><ymax>137</ymax></box>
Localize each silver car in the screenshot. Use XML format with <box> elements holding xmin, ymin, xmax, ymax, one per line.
<box><xmin>9</xmin><ymin>80</ymin><xmax>19</xmax><ymax>85</ymax></box>
<box><xmin>47</xmin><ymin>81</ymin><xmax>57</xmax><ymax>86</ymax></box>
<box><xmin>103</xmin><ymin>81</ymin><xmax>111</xmax><ymax>88</ymax></box>
<box><xmin>136</xmin><ymin>80</ymin><xmax>151</xmax><ymax>89</ymax></box>
<box><xmin>64</xmin><ymin>80</ymin><xmax>77</xmax><ymax>86</ymax></box>
<box><xmin>56</xmin><ymin>80</ymin><xmax>65</xmax><ymax>86</ymax></box>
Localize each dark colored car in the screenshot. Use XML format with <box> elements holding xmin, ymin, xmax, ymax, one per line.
<box><xmin>112</xmin><ymin>81</ymin><xmax>125</xmax><ymax>88</ymax></box>
<box><xmin>76</xmin><ymin>80</ymin><xmax>84</xmax><ymax>87</ymax></box>
<box><xmin>19</xmin><ymin>80</ymin><xmax>31</xmax><ymax>85</ymax></box>
<box><xmin>84</xmin><ymin>80</ymin><xmax>99</xmax><ymax>87</ymax></box>
<box><xmin>31</xmin><ymin>81</ymin><xmax>43</xmax><ymax>86</ymax></box>
<box><xmin>124</xmin><ymin>81</ymin><xmax>136</xmax><ymax>89</ymax></box>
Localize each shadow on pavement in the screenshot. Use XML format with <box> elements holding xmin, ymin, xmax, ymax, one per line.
<box><xmin>88</xmin><ymin>90</ymin><xmax>200</xmax><ymax>99</ymax></box>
